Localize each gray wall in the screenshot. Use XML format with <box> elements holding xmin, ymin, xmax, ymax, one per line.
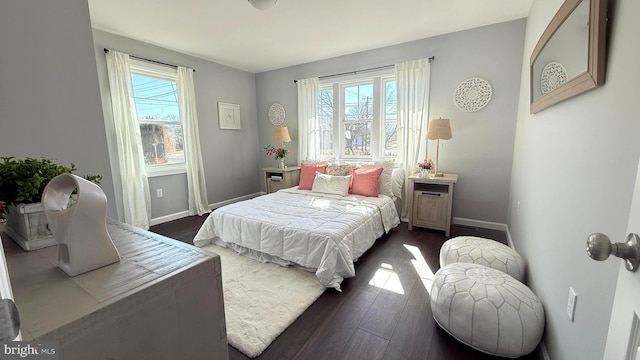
<box><xmin>92</xmin><ymin>30</ymin><xmax>261</xmax><ymax>221</ymax></box>
<box><xmin>0</xmin><ymin>0</ymin><xmax>117</xmax><ymax>218</ymax></box>
<box><xmin>255</xmin><ymin>19</ymin><xmax>526</xmax><ymax>223</ymax></box>
<box><xmin>509</xmin><ymin>0</ymin><xmax>640</xmax><ymax>359</ymax></box>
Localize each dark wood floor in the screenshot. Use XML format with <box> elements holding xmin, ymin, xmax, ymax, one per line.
<box><xmin>151</xmin><ymin>217</ymin><xmax>541</xmax><ymax>360</ymax></box>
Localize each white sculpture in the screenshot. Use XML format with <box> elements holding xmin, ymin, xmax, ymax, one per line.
<box><xmin>42</xmin><ymin>174</ymin><xmax>120</xmax><ymax>276</ymax></box>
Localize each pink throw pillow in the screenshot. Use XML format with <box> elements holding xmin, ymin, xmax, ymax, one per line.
<box><xmin>350</xmin><ymin>167</ymin><xmax>383</xmax><ymax>197</ymax></box>
<box><xmin>299</xmin><ymin>163</ymin><xmax>327</xmax><ymax>190</ymax></box>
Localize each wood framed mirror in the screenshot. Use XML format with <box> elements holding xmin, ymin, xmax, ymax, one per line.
<box><xmin>530</xmin><ymin>0</ymin><xmax>608</xmax><ymax>114</ymax></box>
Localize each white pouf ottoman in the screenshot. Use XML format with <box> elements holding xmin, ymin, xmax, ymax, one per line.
<box><xmin>430</xmin><ymin>263</ymin><xmax>545</xmax><ymax>358</ymax></box>
<box><xmin>440</xmin><ymin>236</ymin><xmax>525</xmax><ymax>282</ymax></box>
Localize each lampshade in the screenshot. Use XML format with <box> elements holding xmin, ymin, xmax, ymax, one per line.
<box><xmin>248</xmin><ymin>0</ymin><xmax>277</xmax><ymax>10</ymax></box>
<box><xmin>273</xmin><ymin>127</ymin><xmax>291</xmax><ymax>143</ymax></box>
<box><xmin>426</xmin><ymin>118</ymin><xmax>452</xmax><ymax>140</ymax></box>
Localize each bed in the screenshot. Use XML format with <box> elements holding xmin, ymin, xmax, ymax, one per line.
<box><xmin>193</xmin><ymin>172</ymin><xmax>402</xmax><ymax>290</ymax></box>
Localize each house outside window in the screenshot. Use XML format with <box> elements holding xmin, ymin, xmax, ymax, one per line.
<box><xmin>130</xmin><ymin>60</ymin><xmax>186</xmax><ymax>176</ymax></box>
<box><xmin>318</xmin><ymin>73</ymin><xmax>397</xmax><ymax>161</ymax></box>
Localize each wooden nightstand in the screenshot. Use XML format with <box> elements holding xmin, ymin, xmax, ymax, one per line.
<box><xmin>263</xmin><ymin>166</ymin><xmax>301</xmax><ymax>194</ymax></box>
<box><xmin>408</xmin><ymin>173</ymin><xmax>458</xmax><ymax>236</ymax></box>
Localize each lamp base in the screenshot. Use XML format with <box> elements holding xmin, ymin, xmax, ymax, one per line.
<box><xmin>431</xmin><ymin>173</ymin><xmax>445</xmax><ymax>177</ymax></box>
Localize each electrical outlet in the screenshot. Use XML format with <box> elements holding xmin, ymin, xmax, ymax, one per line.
<box><xmin>567</xmin><ymin>287</ymin><xmax>577</xmax><ymax>322</ymax></box>
<box><xmin>156</xmin><ymin>188</ymin><xmax>163</xmax><ymax>198</ymax></box>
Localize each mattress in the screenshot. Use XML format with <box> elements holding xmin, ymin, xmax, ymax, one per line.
<box><xmin>194</xmin><ymin>187</ymin><xmax>400</xmax><ymax>289</ymax></box>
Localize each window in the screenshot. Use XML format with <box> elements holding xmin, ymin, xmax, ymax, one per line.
<box><xmin>318</xmin><ymin>87</ymin><xmax>334</xmax><ymax>156</ymax></box>
<box><xmin>343</xmin><ymin>82</ymin><xmax>373</xmax><ymax>157</ymax></box>
<box><xmin>130</xmin><ymin>60</ymin><xmax>185</xmax><ymax>176</ymax></box>
<box><xmin>382</xmin><ymin>78</ymin><xmax>398</xmax><ymax>157</ymax></box>
<box><xmin>317</xmin><ymin>74</ymin><xmax>397</xmax><ymax>160</ymax></box>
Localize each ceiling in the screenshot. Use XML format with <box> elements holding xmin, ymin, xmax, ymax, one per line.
<box><xmin>88</xmin><ymin>0</ymin><xmax>533</xmax><ymax>74</ymax></box>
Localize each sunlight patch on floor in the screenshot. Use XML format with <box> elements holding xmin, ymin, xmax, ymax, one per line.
<box><xmin>404</xmin><ymin>244</ymin><xmax>435</xmax><ymax>294</ymax></box>
<box><xmin>368</xmin><ymin>263</ymin><xmax>405</xmax><ymax>295</ymax></box>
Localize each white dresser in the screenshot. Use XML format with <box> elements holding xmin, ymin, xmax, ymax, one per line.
<box><xmin>2</xmin><ymin>219</ymin><xmax>228</xmax><ymax>360</ymax></box>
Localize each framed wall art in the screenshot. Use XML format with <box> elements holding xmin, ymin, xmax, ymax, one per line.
<box><xmin>529</xmin><ymin>0</ymin><xmax>608</xmax><ymax>113</ymax></box>
<box><xmin>218</xmin><ymin>102</ymin><xmax>241</xmax><ymax>130</ymax></box>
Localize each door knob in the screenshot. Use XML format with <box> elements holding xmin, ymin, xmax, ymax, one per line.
<box><xmin>586</xmin><ymin>233</ymin><xmax>640</xmax><ymax>272</ymax></box>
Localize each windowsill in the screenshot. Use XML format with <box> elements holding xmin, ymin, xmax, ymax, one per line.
<box><xmin>146</xmin><ymin>164</ymin><xmax>187</xmax><ymax>178</ymax></box>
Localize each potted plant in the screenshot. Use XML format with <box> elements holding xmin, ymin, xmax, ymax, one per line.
<box><xmin>0</xmin><ymin>157</ymin><xmax>102</xmax><ymax>251</ymax></box>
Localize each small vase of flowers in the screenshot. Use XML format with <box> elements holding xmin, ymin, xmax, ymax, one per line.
<box><xmin>417</xmin><ymin>158</ymin><xmax>434</xmax><ymax>177</ymax></box>
<box><xmin>264</xmin><ymin>145</ymin><xmax>290</xmax><ymax>168</ymax></box>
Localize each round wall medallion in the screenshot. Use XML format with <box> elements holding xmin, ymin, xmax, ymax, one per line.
<box><xmin>268</xmin><ymin>103</ymin><xmax>286</xmax><ymax>126</ymax></box>
<box><xmin>540</xmin><ymin>62</ymin><xmax>568</xmax><ymax>95</ymax></box>
<box><xmin>453</xmin><ymin>77</ymin><xmax>493</xmax><ymax>112</ymax></box>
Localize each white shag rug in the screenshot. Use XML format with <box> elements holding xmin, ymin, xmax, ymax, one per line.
<box><xmin>200</xmin><ymin>244</ymin><xmax>326</xmax><ymax>358</ymax></box>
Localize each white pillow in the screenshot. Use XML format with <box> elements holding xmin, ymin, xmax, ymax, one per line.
<box><xmin>391</xmin><ymin>167</ymin><xmax>405</xmax><ymax>199</ymax></box>
<box><xmin>375</xmin><ymin>160</ymin><xmax>394</xmax><ymax>198</ymax></box>
<box><xmin>311</xmin><ymin>172</ymin><xmax>351</xmax><ymax>196</ymax></box>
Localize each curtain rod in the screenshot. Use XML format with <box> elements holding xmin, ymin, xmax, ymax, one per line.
<box><xmin>103</xmin><ymin>48</ymin><xmax>195</xmax><ymax>72</ymax></box>
<box><xmin>293</xmin><ymin>56</ymin><xmax>434</xmax><ymax>83</ymax></box>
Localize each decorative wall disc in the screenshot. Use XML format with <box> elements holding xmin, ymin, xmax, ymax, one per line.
<box><xmin>268</xmin><ymin>103</ymin><xmax>286</xmax><ymax>126</ymax></box>
<box><xmin>453</xmin><ymin>77</ymin><xmax>492</xmax><ymax>112</ymax></box>
<box><xmin>540</xmin><ymin>62</ymin><xmax>568</xmax><ymax>95</ymax></box>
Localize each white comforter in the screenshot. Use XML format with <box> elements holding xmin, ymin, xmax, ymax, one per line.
<box><xmin>194</xmin><ymin>187</ymin><xmax>400</xmax><ymax>289</ymax></box>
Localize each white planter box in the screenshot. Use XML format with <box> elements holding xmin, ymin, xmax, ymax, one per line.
<box><xmin>4</xmin><ymin>203</ymin><xmax>56</xmax><ymax>251</ymax></box>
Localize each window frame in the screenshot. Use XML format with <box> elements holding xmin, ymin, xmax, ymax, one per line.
<box><xmin>129</xmin><ymin>59</ymin><xmax>186</xmax><ymax>177</ymax></box>
<box><xmin>318</xmin><ymin>86</ymin><xmax>335</xmax><ymax>157</ymax></box>
<box><xmin>318</xmin><ymin>71</ymin><xmax>396</xmax><ymax>161</ymax></box>
<box><xmin>381</xmin><ymin>76</ymin><xmax>398</xmax><ymax>159</ymax></box>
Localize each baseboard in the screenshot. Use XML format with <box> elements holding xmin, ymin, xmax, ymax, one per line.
<box><xmin>539</xmin><ymin>340</ymin><xmax>551</xmax><ymax>360</ymax></box>
<box><xmin>208</xmin><ymin>192</ymin><xmax>264</xmax><ymax>210</ymax></box>
<box><xmin>149</xmin><ymin>192</ymin><xmax>265</xmax><ymax>226</ymax></box>
<box><xmin>452</xmin><ymin>217</ymin><xmax>514</xmax><ymax>249</ymax></box>
<box><xmin>149</xmin><ymin>211</ymin><xmax>190</xmax><ymax>226</ymax></box>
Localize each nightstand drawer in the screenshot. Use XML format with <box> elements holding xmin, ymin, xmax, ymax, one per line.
<box><xmin>413</xmin><ymin>190</ymin><xmax>449</xmax><ymax>230</ymax></box>
<box><xmin>262</xmin><ymin>167</ymin><xmax>301</xmax><ymax>194</ymax></box>
<box><xmin>407</xmin><ymin>173</ymin><xmax>457</xmax><ymax>235</ymax></box>
<box><xmin>267</xmin><ymin>177</ymin><xmax>287</xmax><ymax>193</ymax></box>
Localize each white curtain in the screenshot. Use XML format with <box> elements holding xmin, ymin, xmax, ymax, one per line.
<box><xmin>297</xmin><ymin>77</ymin><xmax>320</xmax><ymax>161</ymax></box>
<box><xmin>177</xmin><ymin>67</ymin><xmax>210</xmax><ymax>216</ymax></box>
<box><xmin>105</xmin><ymin>50</ymin><xmax>151</xmax><ymax>229</ymax></box>
<box><xmin>395</xmin><ymin>59</ymin><xmax>431</xmax><ymax>220</ymax></box>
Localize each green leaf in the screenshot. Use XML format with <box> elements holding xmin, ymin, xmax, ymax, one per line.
<box><xmin>0</xmin><ymin>157</ymin><xmax>101</xmax><ymax>205</ymax></box>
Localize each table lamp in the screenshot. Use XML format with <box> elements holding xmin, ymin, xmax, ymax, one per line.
<box><xmin>426</xmin><ymin>118</ymin><xmax>452</xmax><ymax>177</ymax></box>
<box><xmin>273</xmin><ymin>126</ymin><xmax>291</xmax><ymax>168</ymax></box>
<box><xmin>273</xmin><ymin>126</ymin><xmax>291</xmax><ymax>147</ymax></box>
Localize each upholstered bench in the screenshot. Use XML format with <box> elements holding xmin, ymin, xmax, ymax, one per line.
<box><xmin>439</xmin><ymin>236</ymin><xmax>525</xmax><ymax>282</ymax></box>
<box><xmin>430</xmin><ymin>263</ymin><xmax>545</xmax><ymax>358</ymax></box>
